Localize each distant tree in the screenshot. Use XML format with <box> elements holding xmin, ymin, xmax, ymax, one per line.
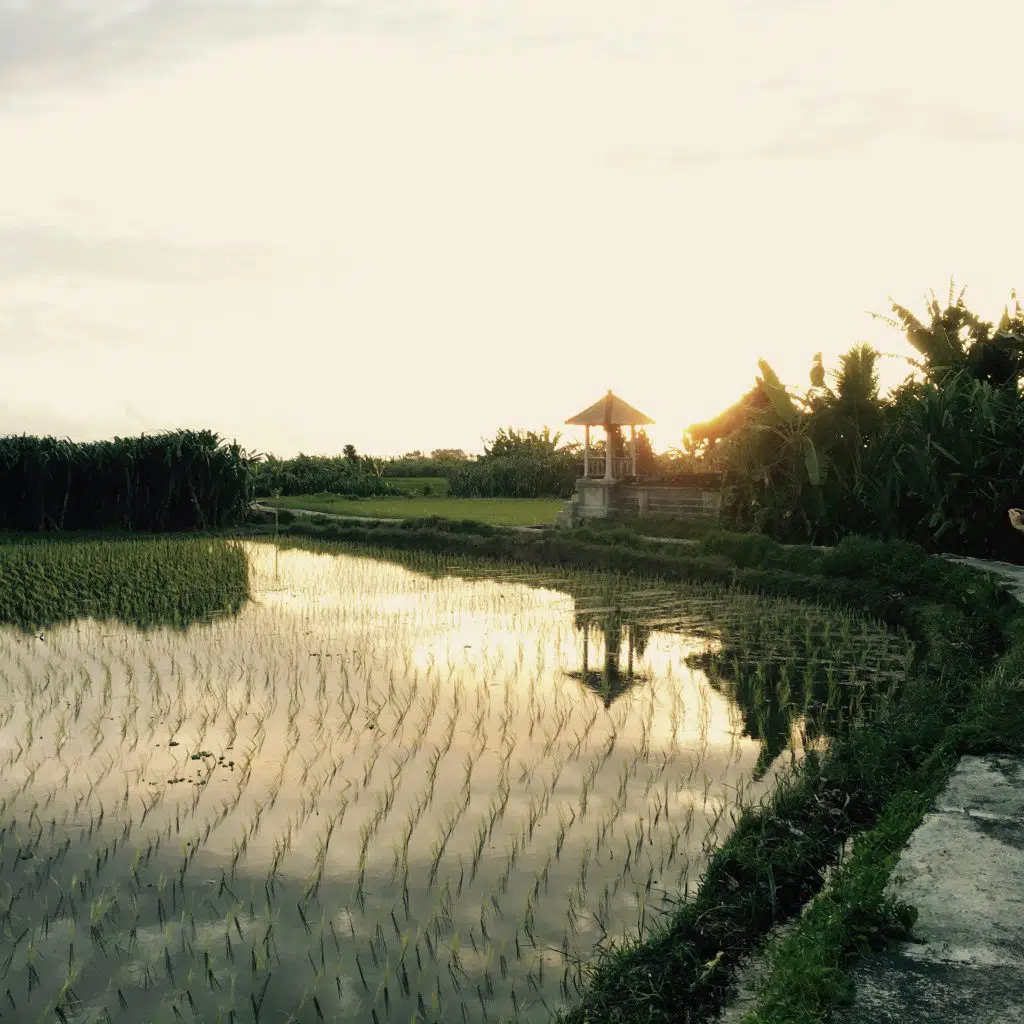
<box><xmin>342</xmin><ymin>444</ymin><xmax>359</xmax><ymax>464</ymax></box>
<box><xmin>483</xmin><ymin>427</ymin><xmax>577</xmax><ymax>459</ymax></box>
<box><xmin>873</xmin><ymin>282</ymin><xmax>1024</xmax><ymax>388</ymax></box>
<box><xmin>430</xmin><ymin>448</ymin><xmax>469</xmax><ymax>462</ymax></box>
<box><xmin>634</xmin><ymin>428</ymin><xmax>657</xmax><ymax>474</ymax></box>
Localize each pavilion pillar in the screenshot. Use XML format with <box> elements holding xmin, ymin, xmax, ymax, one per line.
<box><xmin>630</xmin><ymin>425</ymin><xmax>637</xmax><ymax>478</ymax></box>
<box><xmin>604</xmin><ymin>424</ymin><xmax>614</xmax><ymax>481</ymax></box>
<box><xmin>583</xmin><ymin>425</ymin><xmax>590</xmax><ymax>478</ymax></box>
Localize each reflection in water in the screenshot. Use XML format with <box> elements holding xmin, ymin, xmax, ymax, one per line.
<box><xmin>0</xmin><ymin>539</ymin><xmax>909</xmax><ymax>1023</ymax></box>
<box><xmin>566</xmin><ymin>613</ymin><xmax>652</xmax><ymax>707</ymax></box>
<box><xmin>702</xmin><ymin>659</ymin><xmax>800</xmax><ymax>781</ymax></box>
<box><xmin>689</xmin><ymin>619</ymin><xmax>910</xmax><ymax>781</ymax></box>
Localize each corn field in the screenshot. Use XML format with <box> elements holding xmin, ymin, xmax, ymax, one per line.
<box><xmin>0</xmin><ymin>430</ymin><xmax>254</xmax><ymax>532</ymax></box>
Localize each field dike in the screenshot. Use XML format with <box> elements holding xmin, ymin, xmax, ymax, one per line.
<box><xmin>256</xmin><ymin>514</ymin><xmax>1024</xmax><ymax>1022</ymax></box>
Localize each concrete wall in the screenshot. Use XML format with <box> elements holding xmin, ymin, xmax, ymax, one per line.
<box><xmin>569</xmin><ymin>480</ymin><xmax>721</xmax><ymax>522</ymax></box>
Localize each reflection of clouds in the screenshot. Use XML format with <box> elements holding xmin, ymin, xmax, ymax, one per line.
<box><xmin>0</xmin><ymin>541</ymin><xmax>800</xmax><ymax>1020</ymax></box>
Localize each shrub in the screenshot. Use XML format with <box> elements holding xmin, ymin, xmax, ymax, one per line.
<box><xmin>250</xmin><ymin>455</ymin><xmax>399</xmax><ymax>499</ymax></box>
<box><xmin>448</xmin><ymin>453</ymin><xmax>577</xmax><ymax>498</ymax></box>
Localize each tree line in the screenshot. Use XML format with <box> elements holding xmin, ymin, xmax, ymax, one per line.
<box><xmin>691</xmin><ymin>285</ymin><xmax>1024</xmax><ymax>560</ymax></box>
<box><xmin>0</xmin><ymin>430</ymin><xmax>252</xmax><ymax>532</ymax></box>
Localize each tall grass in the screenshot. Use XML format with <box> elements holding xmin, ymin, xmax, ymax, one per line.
<box><xmin>0</xmin><ymin>430</ymin><xmax>252</xmax><ymax>532</ymax></box>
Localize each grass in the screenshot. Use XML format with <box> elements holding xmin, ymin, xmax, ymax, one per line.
<box><xmin>742</xmin><ymin>636</ymin><xmax>1024</xmax><ymax>1024</ymax></box>
<box><xmin>263</xmin><ymin>492</ymin><xmax>564</xmax><ymax>527</ymax></box>
<box><xmin>577</xmin><ymin>517</ymin><xmax>742</xmax><ymax>542</ymax></box>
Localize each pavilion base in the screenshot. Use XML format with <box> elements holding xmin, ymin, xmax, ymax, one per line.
<box><xmin>557</xmin><ymin>478</ymin><xmax>722</xmax><ymax>526</ymax></box>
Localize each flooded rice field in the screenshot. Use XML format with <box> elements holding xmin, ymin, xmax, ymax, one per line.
<box><xmin>0</xmin><ymin>538</ymin><xmax>912</xmax><ymax>1022</ymax></box>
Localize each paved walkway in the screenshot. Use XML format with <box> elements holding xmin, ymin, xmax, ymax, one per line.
<box><xmin>829</xmin><ymin>554</ymin><xmax>1024</xmax><ymax>1022</ymax></box>
<box><xmin>831</xmin><ymin>754</ymin><xmax>1024</xmax><ymax>1024</ymax></box>
<box><xmin>942</xmin><ymin>553</ymin><xmax>1024</xmax><ymax>602</ymax></box>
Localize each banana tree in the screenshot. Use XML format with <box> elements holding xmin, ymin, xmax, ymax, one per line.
<box><xmin>718</xmin><ymin>358</ymin><xmax>830</xmax><ymax>539</ymax></box>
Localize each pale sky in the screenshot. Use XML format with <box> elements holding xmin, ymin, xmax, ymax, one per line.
<box><xmin>2</xmin><ymin>1</ymin><xmax>1022</xmax><ymax>457</ymax></box>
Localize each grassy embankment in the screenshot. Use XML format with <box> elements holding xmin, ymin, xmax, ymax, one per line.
<box><xmin>263</xmin><ymin>491</ymin><xmax>563</xmax><ymax>527</ymax></box>
<box><xmin>243</xmin><ymin>509</ymin><xmax>1024</xmax><ymax>1023</ymax></box>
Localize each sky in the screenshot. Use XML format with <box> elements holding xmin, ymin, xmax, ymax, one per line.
<box><xmin>2</xmin><ymin>1</ymin><xmax>1023</xmax><ymax>458</ymax></box>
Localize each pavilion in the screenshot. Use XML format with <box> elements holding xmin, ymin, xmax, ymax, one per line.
<box><xmin>565</xmin><ymin>389</ymin><xmax>654</xmax><ymax>481</ymax></box>
<box><xmin>558</xmin><ymin>389</ymin><xmax>723</xmax><ymax>524</ymax></box>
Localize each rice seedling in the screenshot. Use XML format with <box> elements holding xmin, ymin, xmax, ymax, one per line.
<box><xmin>0</xmin><ymin>536</ymin><xmax>909</xmax><ymax>1022</ymax></box>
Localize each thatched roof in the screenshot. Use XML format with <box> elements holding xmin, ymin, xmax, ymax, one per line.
<box><xmin>566</xmin><ymin>390</ymin><xmax>654</xmax><ymax>427</ymax></box>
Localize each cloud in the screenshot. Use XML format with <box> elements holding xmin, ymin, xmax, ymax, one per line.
<box><xmin>754</xmin><ymin>88</ymin><xmax>1023</xmax><ymax>160</ymax></box>
<box><xmin>0</xmin><ymin>1</ymin><xmax>520</xmax><ymax>102</ymax></box>
<box><xmin>0</xmin><ymin>225</ymin><xmax>273</xmax><ymax>284</ymax></box>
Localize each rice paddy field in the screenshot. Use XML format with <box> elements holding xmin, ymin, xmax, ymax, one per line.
<box><xmin>0</xmin><ymin>537</ymin><xmax>913</xmax><ymax>1023</ymax></box>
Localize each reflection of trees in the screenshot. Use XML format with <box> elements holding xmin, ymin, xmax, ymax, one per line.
<box><xmin>696</xmin><ymin>657</ymin><xmax>793</xmax><ymax>780</ymax></box>
<box><xmin>566</xmin><ymin>612</ymin><xmax>651</xmax><ymax>707</ymax></box>
<box><xmin>691</xmin><ymin>651</ymin><xmax>865</xmax><ymax>781</ymax></box>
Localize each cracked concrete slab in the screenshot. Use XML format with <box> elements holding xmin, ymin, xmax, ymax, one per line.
<box><xmin>831</xmin><ymin>754</ymin><xmax>1024</xmax><ymax>1023</ymax></box>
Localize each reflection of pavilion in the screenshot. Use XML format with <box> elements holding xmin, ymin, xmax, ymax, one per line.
<box><xmin>566</xmin><ymin>613</ymin><xmax>650</xmax><ymax>707</ymax></box>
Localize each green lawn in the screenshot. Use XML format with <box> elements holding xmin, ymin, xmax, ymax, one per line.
<box><xmin>380</xmin><ymin>476</ymin><xmax>450</xmax><ymax>496</ymax></box>
<box><xmin>263</xmin><ymin>493</ymin><xmax>564</xmax><ymax>527</ymax></box>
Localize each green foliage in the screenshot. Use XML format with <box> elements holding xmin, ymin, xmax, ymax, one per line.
<box><xmin>878</xmin><ymin>283</ymin><xmax>1024</xmax><ymax>387</ymax></box>
<box><xmin>449</xmin><ymin>427</ymin><xmax>581</xmax><ymax>498</ymax></box>
<box><xmin>0</xmin><ymin>537</ymin><xmax>249</xmax><ymax>630</ymax></box>
<box><xmin>860</xmin><ymin>372</ymin><xmax>1024</xmax><ymax>558</ymax></box>
<box><xmin>448</xmin><ymin>454</ymin><xmax>578</xmax><ymax>498</ymax></box>
<box><xmin>0</xmin><ymin>429</ymin><xmax>253</xmax><ymax>532</ymax></box>
<box><xmin>704</xmin><ymin>288</ymin><xmax>1024</xmax><ymax>558</ymax></box>
<box><xmin>745</xmin><ymin>789</ymin><xmax>931</xmax><ymax>1024</ymax></box>
<box><xmin>377</xmin><ymin>450</ymin><xmax>469</xmax><ymax>479</ymax></box>
<box><xmin>482</xmin><ymin>426</ymin><xmax>570</xmax><ymax>459</ymax></box>
<box><xmin>251</xmin><ymin>453</ymin><xmax>399</xmax><ymax>499</ymax></box>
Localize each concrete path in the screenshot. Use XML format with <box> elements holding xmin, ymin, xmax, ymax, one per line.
<box><xmin>829</xmin><ymin>554</ymin><xmax>1024</xmax><ymax>1022</ymax></box>
<box><xmin>831</xmin><ymin>754</ymin><xmax>1024</xmax><ymax>1024</ymax></box>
